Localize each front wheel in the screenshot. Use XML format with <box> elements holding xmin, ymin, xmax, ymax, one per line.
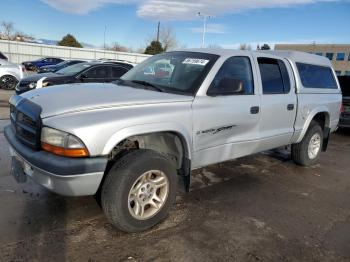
<box><xmin>0</xmin><ymin>75</ymin><xmax>18</xmax><ymax>90</ymax></box>
<box><xmin>291</xmin><ymin>120</ymin><xmax>323</xmax><ymax>166</ymax></box>
<box><xmin>101</xmin><ymin>149</ymin><xmax>177</xmax><ymax>232</ymax></box>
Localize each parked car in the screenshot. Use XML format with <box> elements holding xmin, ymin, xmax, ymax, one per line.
<box><xmin>16</xmin><ymin>61</ymin><xmax>133</xmax><ymax>94</ymax></box>
<box><xmin>5</xmin><ymin>49</ymin><xmax>342</xmax><ymax>232</ymax></box>
<box><xmin>22</xmin><ymin>57</ymin><xmax>64</xmax><ymax>71</ymax></box>
<box><xmin>37</xmin><ymin>60</ymin><xmax>85</xmax><ymax>73</ymax></box>
<box><xmin>0</xmin><ymin>59</ymin><xmax>26</xmax><ymax>90</ymax></box>
<box><xmin>337</xmin><ymin>76</ymin><xmax>350</xmax><ymax>128</ymax></box>
<box><xmin>0</xmin><ymin>51</ymin><xmax>8</xmax><ymax>61</ymax></box>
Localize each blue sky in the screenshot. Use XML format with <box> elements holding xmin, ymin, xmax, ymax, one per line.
<box><xmin>1</xmin><ymin>0</ymin><xmax>349</xmax><ymax>50</ymax></box>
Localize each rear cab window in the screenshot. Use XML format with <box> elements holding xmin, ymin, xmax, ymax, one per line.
<box><xmin>296</xmin><ymin>63</ymin><xmax>337</xmax><ymax>89</ymax></box>
<box><xmin>258</xmin><ymin>57</ymin><xmax>291</xmax><ymax>94</ymax></box>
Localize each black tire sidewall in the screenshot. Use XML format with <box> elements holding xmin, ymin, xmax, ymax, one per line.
<box><xmin>101</xmin><ymin>150</ymin><xmax>177</xmax><ymax>232</ymax></box>
<box><xmin>0</xmin><ymin>75</ymin><xmax>18</xmax><ymax>90</ymax></box>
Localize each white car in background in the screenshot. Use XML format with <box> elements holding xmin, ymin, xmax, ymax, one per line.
<box><xmin>0</xmin><ymin>59</ymin><xmax>27</xmax><ymax>90</ymax></box>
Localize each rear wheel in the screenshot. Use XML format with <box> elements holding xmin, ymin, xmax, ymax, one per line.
<box><xmin>101</xmin><ymin>149</ymin><xmax>177</xmax><ymax>232</ymax></box>
<box><xmin>291</xmin><ymin>120</ymin><xmax>323</xmax><ymax>166</ymax></box>
<box><xmin>0</xmin><ymin>75</ymin><xmax>18</xmax><ymax>90</ymax></box>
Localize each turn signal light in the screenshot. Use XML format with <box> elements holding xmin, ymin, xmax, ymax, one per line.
<box><xmin>41</xmin><ymin>142</ymin><xmax>89</xmax><ymax>157</ymax></box>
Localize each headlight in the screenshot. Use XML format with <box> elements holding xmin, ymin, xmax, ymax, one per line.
<box><xmin>40</xmin><ymin>127</ymin><xmax>89</xmax><ymax>157</ymax></box>
<box><xmin>29</xmin><ymin>82</ymin><xmax>37</xmax><ymax>89</ymax></box>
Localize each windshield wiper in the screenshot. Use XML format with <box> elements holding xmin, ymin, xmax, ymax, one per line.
<box><xmin>130</xmin><ymin>80</ymin><xmax>164</xmax><ymax>92</ymax></box>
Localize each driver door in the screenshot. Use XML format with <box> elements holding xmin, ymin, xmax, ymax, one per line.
<box><xmin>192</xmin><ymin>55</ymin><xmax>261</xmax><ymax>168</ymax></box>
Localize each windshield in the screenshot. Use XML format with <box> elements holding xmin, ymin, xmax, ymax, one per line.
<box><xmin>54</xmin><ymin>60</ymin><xmax>70</xmax><ymax>67</ymax></box>
<box><xmin>121</xmin><ymin>51</ymin><xmax>219</xmax><ymax>95</ymax></box>
<box><xmin>56</xmin><ymin>62</ymin><xmax>92</xmax><ymax>75</ymax></box>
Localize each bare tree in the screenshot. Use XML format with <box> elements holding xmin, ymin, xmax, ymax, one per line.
<box><xmin>239</xmin><ymin>43</ymin><xmax>252</xmax><ymax>50</ymax></box>
<box><xmin>110</xmin><ymin>42</ymin><xmax>129</xmax><ymax>52</ymax></box>
<box><xmin>159</xmin><ymin>25</ymin><xmax>177</xmax><ymax>51</ymax></box>
<box><xmin>1</xmin><ymin>21</ymin><xmax>14</xmax><ymax>40</ymax></box>
<box><xmin>207</xmin><ymin>44</ymin><xmax>222</xmax><ymax>49</ymax></box>
<box><xmin>14</xmin><ymin>31</ymin><xmax>35</xmax><ymax>42</ymax></box>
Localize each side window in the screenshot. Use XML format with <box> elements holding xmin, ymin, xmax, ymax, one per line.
<box><xmin>208</xmin><ymin>56</ymin><xmax>254</xmax><ymax>95</ymax></box>
<box><xmin>296</xmin><ymin>63</ymin><xmax>337</xmax><ymax>89</ymax></box>
<box><xmin>111</xmin><ymin>66</ymin><xmax>128</xmax><ymax>78</ymax></box>
<box><xmin>258</xmin><ymin>58</ymin><xmax>290</xmax><ymax>94</ymax></box>
<box><xmin>84</xmin><ymin>66</ymin><xmax>109</xmax><ymax>78</ymax></box>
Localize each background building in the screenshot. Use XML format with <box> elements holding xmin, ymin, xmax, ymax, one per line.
<box><xmin>275</xmin><ymin>44</ymin><xmax>350</xmax><ymax>76</ymax></box>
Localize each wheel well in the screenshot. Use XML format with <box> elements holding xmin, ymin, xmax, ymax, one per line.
<box><xmin>311</xmin><ymin>112</ymin><xmax>331</xmax><ymax>151</ymax></box>
<box><xmin>312</xmin><ymin>112</ymin><xmax>329</xmax><ymax>130</ymax></box>
<box><xmin>96</xmin><ymin>131</ymin><xmax>191</xmax><ymax>195</ymax></box>
<box><xmin>107</xmin><ymin>131</ymin><xmax>188</xmax><ymax>170</ymax></box>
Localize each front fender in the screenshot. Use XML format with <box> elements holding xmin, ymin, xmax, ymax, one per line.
<box><xmin>102</xmin><ymin>122</ymin><xmax>193</xmax><ymax>158</ymax></box>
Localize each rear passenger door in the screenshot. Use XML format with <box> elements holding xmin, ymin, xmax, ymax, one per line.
<box><xmin>80</xmin><ymin>65</ymin><xmax>110</xmax><ymax>83</ymax></box>
<box><xmin>254</xmin><ymin>55</ymin><xmax>297</xmax><ymax>151</ymax></box>
<box><xmin>110</xmin><ymin>66</ymin><xmax>129</xmax><ymax>80</ymax></box>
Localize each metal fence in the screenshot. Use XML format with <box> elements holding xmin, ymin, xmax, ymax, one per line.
<box><xmin>0</xmin><ymin>40</ymin><xmax>151</xmax><ymax>64</ymax></box>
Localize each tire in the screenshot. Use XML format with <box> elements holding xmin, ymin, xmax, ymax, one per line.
<box><xmin>291</xmin><ymin>120</ymin><xmax>323</xmax><ymax>166</ymax></box>
<box><xmin>0</xmin><ymin>75</ymin><xmax>18</xmax><ymax>90</ymax></box>
<box><xmin>101</xmin><ymin>149</ymin><xmax>177</xmax><ymax>232</ymax></box>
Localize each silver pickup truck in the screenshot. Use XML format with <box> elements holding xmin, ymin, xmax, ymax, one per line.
<box><xmin>5</xmin><ymin>49</ymin><xmax>342</xmax><ymax>232</ymax></box>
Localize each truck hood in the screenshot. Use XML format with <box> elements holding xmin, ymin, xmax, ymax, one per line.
<box><xmin>20</xmin><ymin>83</ymin><xmax>193</xmax><ymax>118</ymax></box>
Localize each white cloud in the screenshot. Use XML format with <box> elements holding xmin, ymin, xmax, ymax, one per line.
<box><xmin>189</xmin><ymin>23</ymin><xmax>227</xmax><ymax>34</ymax></box>
<box><xmin>42</xmin><ymin>0</ymin><xmax>340</xmax><ymax>17</ymax></box>
<box><xmin>41</xmin><ymin>0</ymin><xmax>139</xmax><ymax>15</ymax></box>
<box><xmin>137</xmin><ymin>0</ymin><xmax>340</xmax><ymax>20</ymax></box>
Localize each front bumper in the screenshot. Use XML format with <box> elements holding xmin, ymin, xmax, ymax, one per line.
<box><xmin>4</xmin><ymin>125</ymin><xmax>108</xmax><ymax>196</ymax></box>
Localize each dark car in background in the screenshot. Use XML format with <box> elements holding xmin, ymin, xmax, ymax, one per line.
<box><xmin>16</xmin><ymin>61</ymin><xmax>133</xmax><ymax>94</ymax></box>
<box><xmin>37</xmin><ymin>59</ymin><xmax>85</xmax><ymax>73</ymax></box>
<box><xmin>338</xmin><ymin>76</ymin><xmax>350</xmax><ymax>128</ymax></box>
<box><xmin>22</xmin><ymin>57</ymin><xmax>64</xmax><ymax>71</ymax></box>
<box><xmin>0</xmin><ymin>51</ymin><xmax>8</xmax><ymax>61</ymax></box>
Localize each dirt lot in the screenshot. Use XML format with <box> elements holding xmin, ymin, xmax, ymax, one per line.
<box><xmin>0</xmin><ymin>122</ymin><xmax>349</xmax><ymax>261</ymax></box>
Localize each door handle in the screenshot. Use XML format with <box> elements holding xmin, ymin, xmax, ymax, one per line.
<box><xmin>287</xmin><ymin>104</ymin><xmax>294</xmax><ymax>111</ymax></box>
<box><xmin>250</xmin><ymin>106</ymin><xmax>260</xmax><ymax>114</ymax></box>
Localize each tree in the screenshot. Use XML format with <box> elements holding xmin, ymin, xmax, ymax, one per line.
<box><xmin>239</xmin><ymin>43</ymin><xmax>252</xmax><ymax>50</ymax></box>
<box><xmin>144</xmin><ymin>41</ymin><xmax>164</xmax><ymax>55</ymax></box>
<box><xmin>1</xmin><ymin>21</ymin><xmax>14</xmax><ymax>40</ymax></box>
<box><xmin>14</xmin><ymin>31</ymin><xmax>35</xmax><ymax>42</ymax></box>
<box><xmin>207</xmin><ymin>44</ymin><xmax>222</xmax><ymax>49</ymax></box>
<box><xmin>261</xmin><ymin>44</ymin><xmax>271</xmax><ymax>50</ymax></box>
<box><xmin>159</xmin><ymin>26</ymin><xmax>177</xmax><ymax>51</ymax></box>
<box><xmin>110</xmin><ymin>42</ymin><xmax>129</xmax><ymax>52</ymax></box>
<box><xmin>57</xmin><ymin>34</ymin><xmax>82</xmax><ymax>48</ymax></box>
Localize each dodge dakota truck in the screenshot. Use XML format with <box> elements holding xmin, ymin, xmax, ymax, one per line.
<box><xmin>5</xmin><ymin>49</ymin><xmax>342</xmax><ymax>232</ymax></box>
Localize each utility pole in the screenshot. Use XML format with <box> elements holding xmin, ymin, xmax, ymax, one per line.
<box><xmin>198</xmin><ymin>12</ymin><xmax>211</xmax><ymax>48</ymax></box>
<box><xmin>103</xmin><ymin>25</ymin><xmax>107</xmax><ymax>49</ymax></box>
<box><xmin>156</xmin><ymin>21</ymin><xmax>160</xmax><ymax>42</ymax></box>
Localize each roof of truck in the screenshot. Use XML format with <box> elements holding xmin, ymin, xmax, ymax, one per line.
<box><xmin>173</xmin><ymin>48</ymin><xmax>332</xmax><ymax>67</ymax></box>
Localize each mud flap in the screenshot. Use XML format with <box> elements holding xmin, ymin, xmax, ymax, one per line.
<box><xmin>178</xmin><ymin>157</ymin><xmax>191</xmax><ymax>193</ymax></box>
<box><xmin>322</xmin><ymin>127</ymin><xmax>330</xmax><ymax>151</ymax></box>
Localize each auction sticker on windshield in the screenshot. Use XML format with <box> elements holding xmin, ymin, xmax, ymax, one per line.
<box><xmin>182</xmin><ymin>58</ymin><xmax>209</xmax><ymax>66</ymax></box>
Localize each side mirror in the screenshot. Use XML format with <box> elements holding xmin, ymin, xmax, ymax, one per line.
<box><xmin>79</xmin><ymin>73</ymin><xmax>88</xmax><ymax>80</ymax></box>
<box><xmin>207</xmin><ymin>78</ymin><xmax>245</xmax><ymax>96</ymax></box>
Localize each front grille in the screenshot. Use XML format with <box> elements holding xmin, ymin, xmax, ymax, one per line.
<box><xmin>10</xmin><ymin>97</ymin><xmax>42</xmax><ymax>150</ymax></box>
<box><xmin>18</xmin><ymin>80</ymin><xmax>30</xmax><ymax>88</ymax></box>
